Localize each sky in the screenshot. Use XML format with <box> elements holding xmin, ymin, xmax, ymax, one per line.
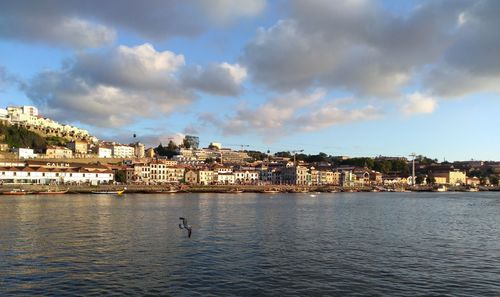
<box><xmin>1</xmin><ymin>0</ymin><xmax>499</xmax><ymax>161</ymax></box>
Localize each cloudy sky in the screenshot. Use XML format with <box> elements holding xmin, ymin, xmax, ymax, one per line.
<box><xmin>1</xmin><ymin>0</ymin><xmax>499</xmax><ymax>160</ymax></box>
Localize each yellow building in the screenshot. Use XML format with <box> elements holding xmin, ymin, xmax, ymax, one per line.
<box><xmin>434</xmin><ymin>170</ymin><xmax>467</xmax><ymax>185</ymax></box>
<box><xmin>184</xmin><ymin>170</ymin><xmax>198</xmax><ymax>184</ymax></box>
<box><xmin>46</xmin><ymin>146</ymin><xmax>73</xmax><ymax>159</ymax></box>
<box><xmin>198</xmin><ymin>170</ymin><xmax>214</xmax><ymax>185</ymax></box>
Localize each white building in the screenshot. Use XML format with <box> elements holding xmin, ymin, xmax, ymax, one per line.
<box><xmin>0</xmin><ymin>162</ymin><xmax>114</xmax><ymax>185</ymax></box>
<box><xmin>0</xmin><ymin>108</ymin><xmax>9</xmax><ymax>121</ymax></box>
<box><xmin>112</xmin><ymin>144</ymin><xmax>135</xmax><ymax>158</ymax></box>
<box><xmin>13</xmin><ymin>148</ymin><xmax>37</xmax><ymax>159</ymax></box>
<box><xmin>216</xmin><ymin>172</ymin><xmax>235</xmax><ymax>185</ymax></box>
<box><xmin>234</xmin><ymin>170</ymin><xmax>259</xmax><ymax>184</ymax></box>
<box><xmin>97</xmin><ymin>147</ymin><xmax>112</xmax><ymax>158</ymax></box>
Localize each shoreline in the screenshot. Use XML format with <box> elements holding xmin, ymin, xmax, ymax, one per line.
<box><xmin>1</xmin><ymin>184</ymin><xmax>498</xmax><ymax>194</ymax></box>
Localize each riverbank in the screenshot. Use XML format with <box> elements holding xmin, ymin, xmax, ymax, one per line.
<box><xmin>1</xmin><ymin>184</ymin><xmax>499</xmax><ymax>194</ymax></box>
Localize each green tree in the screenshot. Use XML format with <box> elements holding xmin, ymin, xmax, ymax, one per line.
<box><xmin>426</xmin><ymin>175</ymin><xmax>436</xmax><ymax>185</ymax></box>
<box><xmin>246</xmin><ymin>150</ymin><xmax>268</xmax><ymax>161</ymax></box>
<box><xmin>489</xmin><ymin>175</ymin><xmax>499</xmax><ymax>186</ymax></box>
<box><xmin>115</xmin><ymin>170</ymin><xmax>127</xmax><ymax>183</ymax></box>
<box><xmin>274</xmin><ymin>151</ymin><xmax>292</xmax><ymax>158</ymax></box>
<box><xmin>182</xmin><ymin>137</ymin><xmax>191</xmax><ymax>149</ymax></box>
<box><xmin>154</xmin><ymin>141</ymin><xmax>179</xmax><ymax>158</ymax></box>
<box><xmin>0</xmin><ymin>124</ymin><xmax>46</xmax><ymax>150</ymax></box>
<box><xmin>415</xmin><ymin>175</ymin><xmax>425</xmax><ymax>185</ymax></box>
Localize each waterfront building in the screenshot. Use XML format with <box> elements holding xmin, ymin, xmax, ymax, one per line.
<box><xmin>234</xmin><ymin>170</ymin><xmax>259</xmax><ymax>184</ymax></box>
<box><xmin>433</xmin><ymin>170</ymin><xmax>467</xmax><ymax>185</ymax></box>
<box><xmin>309</xmin><ymin>167</ymin><xmax>319</xmax><ymax>186</ymax></box>
<box><xmin>216</xmin><ymin>172</ymin><xmax>235</xmax><ymax>185</ymax></box>
<box><xmin>281</xmin><ymin>165</ymin><xmax>309</xmax><ymax>185</ymax></box>
<box><xmin>0</xmin><ymin>161</ymin><xmax>114</xmax><ymax>185</ymax></box>
<box><xmin>369</xmin><ymin>170</ymin><xmax>383</xmax><ymax>185</ymax></box>
<box><xmin>198</xmin><ymin>169</ymin><xmax>214</xmax><ymax>185</ymax></box>
<box><xmin>331</xmin><ymin>171</ymin><xmax>341</xmax><ymax>186</ymax></box>
<box><xmin>466</xmin><ymin>176</ymin><xmax>481</xmax><ymax>186</ymax></box>
<box><xmin>184</xmin><ymin>170</ymin><xmax>198</xmax><ymax>184</ymax></box>
<box><xmin>318</xmin><ymin>170</ymin><xmax>334</xmax><ymax>185</ymax></box>
<box><xmin>353</xmin><ymin>169</ymin><xmax>371</xmax><ymax>186</ymax></box>
<box><xmin>126</xmin><ymin>163</ymin><xmax>150</xmax><ymax>183</ymax></box>
<box><xmin>149</xmin><ymin>162</ymin><xmax>185</xmax><ymax>183</ymax></box>
<box><xmin>340</xmin><ymin>170</ymin><xmax>356</xmax><ymax>187</ymax></box>
<box><xmin>165</xmin><ymin>166</ymin><xmax>185</xmax><ymax>183</ymax></box>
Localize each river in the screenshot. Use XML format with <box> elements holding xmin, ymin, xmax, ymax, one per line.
<box><xmin>1</xmin><ymin>192</ymin><xmax>499</xmax><ymax>296</ymax></box>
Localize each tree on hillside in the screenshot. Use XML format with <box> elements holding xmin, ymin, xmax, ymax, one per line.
<box><xmin>154</xmin><ymin>140</ymin><xmax>179</xmax><ymax>158</ymax></box>
<box><xmin>274</xmin><ymin>151</ymin><xmax>292</xmax><ymax>158</ymax></box>
<box><xmin>182</xmin><ymin>137</ymin><xmax>191</xmax><ymax>149</ymax></box>
<box><xmin>0</xmin><ymin>124</ymin><xmax>46</xmax><ymax>150</ymax></box>
<box><xmin>246</xmin><ymin>150</ymin><xmax>268</xmax><ymax>161</ymax></box>
<box><xmin>305</xmin><ymin>152</ymin><xmax>329</xmax><ymax>163</ymax></box>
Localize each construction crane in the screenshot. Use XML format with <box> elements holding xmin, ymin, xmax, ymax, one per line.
<box><xmin>291</xmin><ymin>149</ymin><xmax>304</xmax><ymax>165</ymax></box>
<box><xmin>409</xmin><ymin>152</ymin><xmax>417</xmax><ymax>186</ymax></box>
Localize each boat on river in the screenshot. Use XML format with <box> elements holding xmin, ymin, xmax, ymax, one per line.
<box><xmin>92</xmin><ymin>189</ymin><xmax>126</xmax><ymax>195</ymax></box>
<box><xmin>2</xmin><ymin>189</ymin><xmax>33</xmax><ymax>195</ymax></box>
<box><xmin>263</xmin><ymin>189</ymin><xmax>280</xmax><ymax>193</ymax></box>
<box><xmin>36</xmin><ymin>189</ymin><xmax>68</xmax><ymax>195</ymax></box>
<box><xmin>228</xmin><ymin>188</ymin><xmax>244</xmax><ymax>193</ymax></box>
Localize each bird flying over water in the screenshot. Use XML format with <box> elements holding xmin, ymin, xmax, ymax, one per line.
<box><xmin>179</xmin><ymin>217</ymin><xmax>192</xmax><ymax>238</ymax></box>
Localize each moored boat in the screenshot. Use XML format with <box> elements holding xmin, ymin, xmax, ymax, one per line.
<box><xmin>228</xmin><ymin>189</ymin><xmax>244</xmax><ymax>193</ymax></box>
<box><xmin>92</xmin><ymin>189</ymin><xmax>126</xmax><ymax>195</ymax></box>
<box><xmin>263</xmin><ymin>189</ymin><xmax>279</xmax><ymax>193</ymax></box>
<box><xmin>2</xmin><ymin>189</ymin><xmax>33</xmax><ymax>195</ymax></box>
<box><xmin>435</xmin><ymin>185</ymin><xmax>447</xmax><ymax>192</ymax></box>
<box><xmin>35</xmin><ymin>189</ymin><xmax>68</xmax><ymax>195</ymax></box>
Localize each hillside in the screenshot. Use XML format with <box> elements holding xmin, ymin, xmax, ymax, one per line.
<box><xmin>0</xmin><ymin>124</ymin><xmax>68</xmax><ymax>150</ymax></box>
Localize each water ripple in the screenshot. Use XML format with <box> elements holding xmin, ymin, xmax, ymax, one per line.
<box><xmin>1</xmin><ymin>192</ymin><xmax>500</xmax><ymax>296</ymax></box>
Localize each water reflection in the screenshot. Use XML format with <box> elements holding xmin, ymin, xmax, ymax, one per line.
<box><xmin>1</xmin><ymin>192</ymin><xmax>500</xmax><ymax>296</ymax></box>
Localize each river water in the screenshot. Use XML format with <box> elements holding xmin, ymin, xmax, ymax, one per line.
<box><xmin>1</xmin><ymin>192</ymin><xmax>499</xmax><ymax>296</ymax></box>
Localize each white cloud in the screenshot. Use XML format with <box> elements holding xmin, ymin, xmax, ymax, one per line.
<box><xmin>180</xmin><ymin>62</ymin><xmax>247</xmax><ymax>96</ymax></box>
<box><xmin>401</xmin><ymin>93</ymin><xmax>438</xmax><ymax>116</ymax></box>
<box><xmin>200</xmin><ymin>89</ymin><xmax>382</xmax><ymax>141</ymax></box>
<box><xmin>220</xmin><ymin>63</ymin><xmax>247</xmax><ymax>84</ymax></box>
<box><xmin>242</xmin><ymin>0</ymin><xmax>462</xmax><ymax>97</ymax></box>
<box><xmin>24</xmin><ymin>43</ymin><xmax>245</xmax><ymax>127</ymax></box>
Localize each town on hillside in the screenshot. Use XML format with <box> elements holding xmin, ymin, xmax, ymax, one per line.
<box><xmin>1</xmin><ymin>105</ymin><xmax>499</xmax><ymax>192</ymax></box>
